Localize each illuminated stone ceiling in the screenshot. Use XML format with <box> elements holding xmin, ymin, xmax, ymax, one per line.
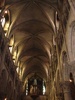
<box><xmin>1</xmin><ymin>0</ymin><xmax>59</xmax><ymax>84</ymax></box>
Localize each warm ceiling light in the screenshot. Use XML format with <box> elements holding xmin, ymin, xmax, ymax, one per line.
<box><xmin>0</xmin><ymin>9</ymin><xmax>2</xmax><ymax>13</ymax></box>
<box><xmin>4</xmin><ymin>98</ymin><xmax>7</xmax><ymax>100</ymax></box>
<box><xmin>5</xmin><ymin>10</ymin><xmax>8</xmax><ymax>14</ymax></box>
<box><xmin>69</xmin><ymin>79</ymin><xmax>72</xmax><ymax>82</ymax></box>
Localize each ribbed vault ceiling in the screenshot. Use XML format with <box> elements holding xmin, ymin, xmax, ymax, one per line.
<box><xmin>4</xmin><ymin>0</ymin><xmax>58</xmax><ymax>84</ymax></box>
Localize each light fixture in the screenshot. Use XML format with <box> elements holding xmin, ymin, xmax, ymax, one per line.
<box><xmin>43</xmin><ymin>80</ymin><xmax>46</xmax><ymax>95</ymax></box>
<box><xmin>26</xmin><ymin>81</ymin><xmax>28</xmax><ymax>95</ymax></box>
<box><xmin>0</xmin><ymin>9</ymin><xmax>2</xmax><ymax>13</ymax></box>
<box><xmin>5</xmin><ymin>10</ymin><xmax>8</xmax><ymax>14</ymax></box>
<box><xmin>4</xmin><ymin>98</ymin><xmax>7</xmax><ymax>100</ymax></box>
<box><xmin>69</xmin><ymin>79</ymin><xmax>72</xmax><ymax>82</ymax></box>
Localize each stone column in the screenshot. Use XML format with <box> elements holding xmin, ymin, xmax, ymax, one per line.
<box><xmin>46</xmin><ymin>81</ymin><xmax>50</xmax><ymax>100</ymax></box>
<box><xmin>56</xmin><ymin>96</ymin><xmax>62</xmax><ymax>100</ymax></box>
<box><xmin>56</xmin><ymin>84</ymin><xmax>64</xmax><ymax>100</ymax></box>
<box><xmin>46</xmin><ymin>82</ymin><xmax>49</xmax><ymax>95</ymax></box>
<box><xmin>63</xmin><ymin>81</ymin><xmax>72</xmax><ymax>100</ymax></box>
<box><xmin>68</xmin><ymin>0</ymin><xmax>75</xmax><ymax>16</ymax></box>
